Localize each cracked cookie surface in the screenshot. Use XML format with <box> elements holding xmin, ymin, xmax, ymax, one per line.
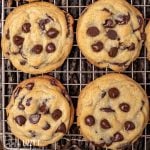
<box><xmin>77</xmin><ymin>73</ymin><xmax>149</xmax><ymax>149</ymax></box>
<box><xmin>77</xmin><ymin>0</ymin><xmax>144</xmax><ymax>72</ymax></box>
<box><xmin>2</xmin><ymin>2</ymin><xmax>73</xmax><ymax>74</ymax></box>
<box><xmin>7</xmin><ymin>76</ymin><xmax>74</xmax><ymax>146</ymax></box>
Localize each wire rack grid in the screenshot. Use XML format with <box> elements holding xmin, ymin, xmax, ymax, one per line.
<box><xmin>1</xmin><ymin>0</ymin><xmax>150</xmax><ymax>149</ymax></box>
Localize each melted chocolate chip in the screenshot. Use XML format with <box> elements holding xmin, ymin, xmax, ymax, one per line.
<box><xmin>20</xmin><ymin>60</ymin><xmax>26</xmax><ymax>65</ymax></box>
<box><xmin>100</xmin><ymin>107</ymin><xmax>115</xmax><ymax>112</ymax></box>
<box><xmin>26</xmin><ymin>83</ymin><xmax>34</xmax><ymax>90</ymax></box>
<box><xmin>14</xmin><ymin>87</ymin><xmax>22</xmax><ymax>99</ymax></box>
<box><xmin>13</xmin><ymin>35</ymin><xmax>24</xmax><ymax>46</ymax></box>
<box><xmin>108</xmin><ymin>47</ymin><xmax>118</xmax><ymax>57</ymax></box>
<box><xmin>18</xmin><ymin>102</ymin><xmax>25</xmax><ymax>110</ymax></box>
<box><xmin>6</xmin><ymin>29</ymin><xmax>10</xmax><ymax>39</ymax></box>
<box><xmin>46</xmin><ymin>43</ymin><xmax>56</xmax><ymax>53</ymax></box>
<box><xmin>15</xmin><ymin>115</ymin><xmax>26</xmax><ymax>126</ymax></box>
<box><xmin>43</xmin><ymin>123</ymin><xmax>51</xmax><ymax>130</ymax></box>
<box><xmin>56</xmin><ymin>123</ymin><xmax>66</xmax><ymax>133</ymax></box>
<box><xmin>103</xmin><ymin>19</ymin><xmax>115</xmax><ymax>28</ymax></box>
<box><xmin>29</xmin><ymin>114</ymin><xmax>41</xmax><ymax>124</ymax></box>
<box><xmin>85</xmin><ymin>115</ymin><xmax>95</xmax><ymax>126</ymax></box>
<box><xmin>52</xmin><ymin>109</ymin><xmax>62</xmax><ymax>120</ymax></box>
<box><xmin>39</xmin><ymin>103</ymin><xmax>49</xmax><ymax>114</ymax></box>
<box><xmin>128</xmin><ymin>43</ymin><xmax>135</xmax><ymax>51</ymax></box>
<box><xmin>22</xmin><ymin>23</ymin><xmax>31</xmax><ymax>33</ymax></box>
<box><xmin>119</xmin><ymin>103</ymin><xmax>130</xmax><ymax>112</ymax></box>
<box><xmin>39</xmin><ymin>18</ymin><xmax>50</xmax><ymax>30</ymax></box>
<box><xmin>101</xmin><ymin>91</ymin><xmax>106</xmax><ymax>98</ymax></box>
<box><xmin>124</xmin><ymin>121</ymin><xmax>135</xmax><ymax>131</ymax></box>
<box><xmin>91</xmin><ymin>41</ymin><xmax>103</xmax><ymax>52</ymax></box>
<box><xmin>113</xmin><ymin>132</ymin><xmax>124</xmax><ymax>142</ymax></box>
<box><xmin>100</xmin><ymin>119</ymin><xmax>111</xmax><ymax>129</ymax></box>
<box><xmin>46</xmin><ymin>28</ymin><xmax>59</xmax><ymax>38</ymax></box>
<box><xmin>87</xmin><ymin>26</ymin><xmax>100</xmax><ymax>37</ymax></box>
<box><xmin>29</xmin><ymin>130</ymin><xmax>36</xmax><ymax>137</ymax></box>
<box><xmin>108</xmin><ymin>87</ymin><xmax>120</xmax><ymax>98</ymax></box>
<box><xmin>31</xmin><ymin>45</ymin><xmax>43</xmax><ymax>54</ymax></box>
<box><xmin>115</xmin><ymin>13</ymin><xmax>130</xmax><ymax>25</ymax></box>
<box><xmin>26</xmin><ymin>97</ymin><xmax>32</xmax><ymax>106</ymax></box>
<box><xmin>106</xmin><ymin>30</ymin><xmax>118</xmax><ymax>40</ymax></box>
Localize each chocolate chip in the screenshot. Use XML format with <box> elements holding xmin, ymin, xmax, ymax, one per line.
<box><xmin>141</xmin><ymin>32</ymin><xmax>146</xmax><ymax>41</ymax></box>
<box><xmin>39</xmin><ymin>103</ymin><xmax>49</xmax><ymax>114</ymax></box>
<box><xmin>43</xmin><ymin>123</ymin><xmax>51</xmax><ymax>130</ymax></box>
<box><xmin>20</xmin><ymin>60</ymin><xmax>26</xmax><ymax>65</ymax></box>
<box><xmin>46</xmin><ymin>43</ymin><xmax>56</xmax><ymax>53</ymax></box>
<box><xmin>103</xmin><ymin>19</ymin><xmax>115</xmax><ymax>28</ymax></box>
<box><xmin>22</xmin><ymin>23</ymin><xmax>31</xmax><ymax>33</ymax></box>
<box><xmin>31</xmin><ymin>45</ymin><xmax>43</xmax><ymax>54</ymax></box>
<box><xmin>100</xmin><ymin>119</ymin><xmax>111</xmax><ymax>129</ymax></box>
<box><xmin>39</xmin><ymin>18</ymin><xmax>50</xmax><ymax>30</ymax></box>
<box><xmin>124</xmin><ymin>121</ymin><xmax>135</xmax><ymax>131</ymax></box>
<box><xmin>56</xmin><ymin>123</ymin><xmax>66</xmax><ymax>133</ymax></box>
<box><xmin>137</xmin><ymin>15</ymin><xmax>143</xmax><ymax>29</ymax></box>
<box><xmin>29</xmin><ymin>130</ymin><xmax>36</xmax><ymax>137</ymax></box>
<box><xmin>15</xmin><ymin>115</ymin><xmax>26</xmax><ymax>126</ymax></box>
<box><xmin>6</xmin><ymin>29</ymin><xmax>10</xmax><ymax>39</ymax></box>
<box><xmin>106</xmin><ymin>30</ymin><xmax>118</xmax><ymax>40</ymax></box>
<box><xmin>115</xmin><ymin>13</ymin><xmax>130</xmax><ymax>25</ymax></box>
<box><xmin>18</xmin><ymin>102</ymin><xmax>25</xmax><ymax>110</ymax></box>
<box><xmin>87</xmin><ymin>26</ymin><xmax>100</xmax><ymax>37</ymax></box>
<box><xmin>52</xmin><ymin>109</ymin><xmax>62</xmax><ymax>120</ymax></box>
<box><xmin>108</xmin><ymin>87</ymin><xmax>120</xmax><ymax>98</ymax></box>
<box><xmin>101</xmin><ymin>91</ymin><xmax>106</xmax><ymax>98</ymax></box>
<box><xmin>14</xmin><ymin>87</ymin><xmax>22</xmax><ymax>99</ymax></box>
<box><xmin>85</xmin><ymin>115</ymin><xmax>95</xmax><ymax>126</ymax></box>
<box><xmin>128</xmin><ymin>43</ymin><xmax>135</xmax><ymax>51</ymax></box>
<box><xmin>29</xmin><ymin>114</ymin><xmax>41</xmax><ymax>124</ymax></box>
<box><xmin>46</xmin><ymin>28</ymin><xmax>59</xmax><ymax>38</ymax></box>
<box><xmin>91</xmin><ymin>41</ymin><xmax>103</xmax><ymax>52</ymax></box>
<box><xmin>119</xmin><ymin>103</ymin><xmax>130</xmax><ymax>112</ymax></box>
<box><xmin>25</xmin><ymin>83</ymin><xmax>34</xmax><ymax>90</ymax></box>
<box><xmin>100</xmin><ymin>107</ymin><xmax>115</xmax><ymax>112</ymax></box>
<box><xmin>108</xmin><ymin>47</ymin><xmax>118</xmax><ymax>57</ymax></box>
<box><xmin>26</xmin><ymin>97</ymin><xmax>32</xmax><ymax>106</ymax></box>
<box><xmin>113</xmin><ymin>132</ymin><xmax>124</xmax><ymax>142</ymax></box>
<box><xmin>13</xmin><ymin>35</ymin><xmax>24</xmax><ymax>46</ymax></box>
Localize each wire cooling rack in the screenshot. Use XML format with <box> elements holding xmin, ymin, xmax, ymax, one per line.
<box><xmin>1</xmin><ymin>0</ymin><xmax>150</xmax><ymax>149</ymax></box>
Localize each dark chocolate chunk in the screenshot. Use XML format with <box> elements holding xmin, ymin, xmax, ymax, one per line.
<box><xmin>6</xmin><ymin>29</ymin><xmax>10</xmax><ymax>39</ymax></box>
<box><xmin>26</xmin><ymin>97</ymin><xmax>32</xmax><ymax>106</ymax></box>
<box><xmin>91</xmin><ymin>41</ymin><xmax>104</xmax><ymax>52</ymax></box>
<box><xmin>22</xmin><ymin>23</ymin><xmax>31</xmax><ymax>33</ymax></box>
<box><xmin>14</xmin><ymin>87</ymin><xmax>22</xmax><ymax>99</ymax></box>
<box><xmin>39</xmin><ymin>103</ymin><xmax>49</xmax><ymax>114</ymax></box>
<box><xmin>43</xmin><ymin>123</ymin><xmax>51</xmax><ymax>130</ymax></box>
<box><xmin>85</xmin><ymin>115</ymin><xmax>95</xmax><ymax>126</ymax></box>
<box><xmin>106</xmin><ymin>30</ymin><xmax>118</xmax><ymax>40</ymax></box>
<box><xmin>87</xmin><ymin>26</ymin><xmax>100</xmax><ymax>37</ymax></box>
<box><xmin>29</xmin><ymin>114</ymin><xmax>41</xmax><ymax>124</ymax></box>
<box><xmin>113</xmin><ymin>132</ymin><xmax>124</xmax><ymax>142</ymax></box>
<box><xmin>46</xmin><ymin>28</ymin><xmax>59</xmax><ymax>38</ymax></box>
<box><xmin>18</xmin><ymin>102</ymin><xmax>25</xmax><ymax>110</ymax></box>
<box><xmin>29</xmin><ymin>130</ymin><xmax>36</xmax><ymax>137</ymax></box>
<box><xmin>31</xmin><ymin>44</ymin><xmax>43</xmax><ymax>54</ymax></box>
<box><xmin>100</xmin><ymin>119</ymin><xmax>111</xmax><ymax>129</ymax></box>
<box><xmin>20</xmin><ymin>60</ymin><xmax>26</xmax><ymax>65</ymax></box>
<box><xmin>100</xmin><ymin>107</ymin><xmax>115</xmax><ymax>112</ymax></box>
<box><xmin>39</xmin><ymin>18</ymin><xmax>50</xmax><ymax>30</ymax></box>
<box><xmin>108</xmin><ymin>87</ymin><xmax>120</xmax><ymax>98</ymax></box>
<box><xmin>46</xmin><ymin>43</ymin><xmax>56</xmax><ymax>53</ymax></box>
<box><xmin>52</xmin><ymin>109</ymin><xmax>62</xmax><ymax>120</ymax></box>
<box><xmin>25</xmin><ymin>83</ymin><xmax>34</xmax><ymax>90</ymax></box>
<box><xmin>124</xmin><ymin>121</ymin><xmax>135</xmax><ymax>131</ymax></box>
<box><xmin>108</xmin><ymin>47</ymin><xmax>118</xmax><ymax>57</ymax></box>
<box><xmin>13</xmin><ymin>35</ymin><xmax>24</xmax><ymax>46</ymax></box>
<box><xmin>101</xmin><ymin>91</ymin><xmax>106</xmax><ymax>98</ymax></box>
<box><xmin>119</xmin><ymin>103</ymin><xmax>130</xmax><ymax>112</ymax></box>
<box><xmin>115</xmin><ymin>13</ymin><xmax>130</xmax><ymax>25</ymax></box>
<box><xmin>56</xmin><ymin>123</ymin><xmax>66</xmax><ymax>133</ymax></box>
<box><xmin>128</xmin><ymin>43</ymin><xmax>135</xmax><ymax>51</ymax></box>
<box><xmin>103</xmin><ymin>19</ymin><xmax>115</xmax><ymax>28</ymax></box>
<box><xmin>15</xmin><ymin>115</ymin><xmax>26</xmax><ymax>126</ymax></box>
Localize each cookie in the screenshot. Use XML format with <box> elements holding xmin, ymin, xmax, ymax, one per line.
<box><xmin>6</xmin><ymin>76</ymin><xmax>74</xmax><ymax>146</ymax></box>
<box><xmin>77</xmin><ymin>73</ymin><xmax>149</xmax><ymax>149</ymax></box>
<box><xmin>77</xmin><ymin>0</ymin><xmax>144</xmax><ymax>72</ymax></box>
<box><xmin>145</xmin><ymin>21</ymin><xmax>150</xmax><ymax>60</ymax></box>
<box><xmin>1</xmin><ymin>2</ymin><xmax>73</xmax><ymax>74</ymax></box>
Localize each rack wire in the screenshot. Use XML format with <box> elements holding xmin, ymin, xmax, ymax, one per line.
<box><xmin>1</xmin><ymin>0</ymin><xmax>150</xmax><ymax>149</ymax></box>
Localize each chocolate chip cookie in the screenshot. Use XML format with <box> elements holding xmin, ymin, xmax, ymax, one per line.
<box><xmin>145</xmin><ymin>21</ymin><xmax>150</xmax><ymax>60</ymax></box>
<box><xmin>77</xmin><ymin>0</ymin><xmax>144</xmax><ymax>72</ymax></box>
<box><xmin>6</xmin><ymin>76</ymin><xmax>74</xmax><ymax>146</ymax></box>
<box><xmin>1</xmin><ymin>2</ymin><xmax>73</xmax><ymax>74</ymax></box>
<box><xmin>77</xmin><ymin>73</ymin><xmax>149</xmax><ymax>149</ymax></box>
